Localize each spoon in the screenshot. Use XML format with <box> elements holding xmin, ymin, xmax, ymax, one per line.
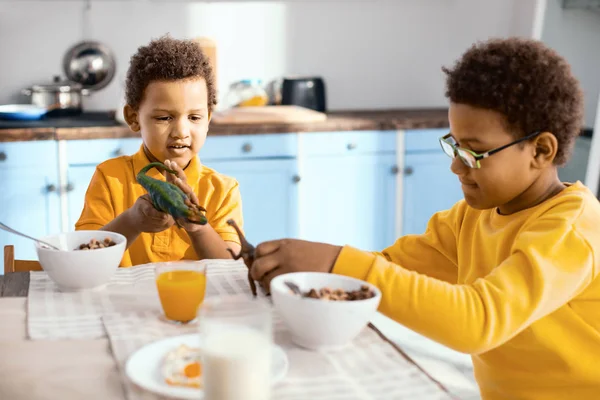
<box><xmin>0</xmin><ymin>222</ymin><xmax>61</xmax><ymax>251</ymax></box>
<box><xmin>284</xmin><ymin>281</ymin><xmax>303</xmax><ymax>296</ymax></box>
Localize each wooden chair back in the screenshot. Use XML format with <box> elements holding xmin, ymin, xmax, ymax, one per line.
<box><xmin>3</xmin><ymin>245</ymin><xmax>43</xmax><ymax>274</ymax></box>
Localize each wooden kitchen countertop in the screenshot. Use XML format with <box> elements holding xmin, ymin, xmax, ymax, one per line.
<box><xmin>0</xmin><ymin>108</ymin><xmax>449</xmax><ymax>142</ymax></box>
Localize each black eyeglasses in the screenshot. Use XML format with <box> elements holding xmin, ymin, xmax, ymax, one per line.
<box><xmin>439</xmin><ymin>131</ymin><xmax>541</xmax><ymax>169</ymax></box>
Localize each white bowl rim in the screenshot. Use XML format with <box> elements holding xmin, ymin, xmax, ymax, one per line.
<box><xmin>270</xmin><ymin>271</ymin><xmax>382</xmax><ymax>304</ymax></box>
<box><xmin>35</xmin><ymin>230</ymin><xmax>127</xmax><ymax>253</ymax></box>
<box><xmin>135</xmin><ymin>260</ymin><xmax>210</xmax><ymax>267</ymax></box>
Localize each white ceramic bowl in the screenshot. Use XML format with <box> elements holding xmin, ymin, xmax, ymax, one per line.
<box><xmin>270</xmin><ymin>272</ymin><xmax>382</xmax><ymax>350</ymax></box>
<box><xmin>34</xmin><ymin>230</ymin><xmax>126</xmax><ymax>292</ymax></box>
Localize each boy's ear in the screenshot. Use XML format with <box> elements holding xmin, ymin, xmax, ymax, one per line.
<box><xmin>531</xmin><ymin>131</ymin><xmax>558</xmax><ymax>167</ymax></box>
<box><xmin>123</xmin><ymin>105</ymin><xmax>140</xmax><ymax>132</ymax></box>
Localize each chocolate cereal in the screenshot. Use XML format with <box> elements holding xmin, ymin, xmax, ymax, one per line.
<box><xmin>300</xmin><ymin>285</ymin><xmax>375</xmax><ymax>301</ymax></box>
<box><xmin>75</xmin><ymin>237</ymin><xmax>117</xmax><ymax>250</ymax></box>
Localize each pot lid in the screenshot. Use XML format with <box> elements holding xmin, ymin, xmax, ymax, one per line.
<box><xmin>63</xmin><ymin>41</ymin><xmax>116</xmax><ymax>91</ymax></box>
<box><xmin>31</xmin><ymin>75</ymin><xmax>83</xmax><ymax>92</ymax></box>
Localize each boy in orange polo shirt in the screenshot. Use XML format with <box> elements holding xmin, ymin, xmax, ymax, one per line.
<box><xmin>75</xmin><ymin>36</ymin><xmax>242</xmax><ymax>267</ymax></box>
<box><xmin>250</xmin><ymin>38</ymin><xmax>600</xmax><ymax>399</ymax></box>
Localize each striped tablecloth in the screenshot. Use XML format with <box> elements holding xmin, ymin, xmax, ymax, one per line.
<box><xmin>26</xmin><ymin>260</ymin><xmax>453</xmax><ymax>399</ymax></box>
<box><xmin>27</xmin><ymin>260</ymin><xmax>250</xmax><ymax>339</ymax></box>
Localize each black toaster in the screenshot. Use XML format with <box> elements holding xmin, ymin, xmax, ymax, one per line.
<box><xmin>281</xmin><ymin>77</ymin><xmax>327</xmax><ymax>113</ymax></box>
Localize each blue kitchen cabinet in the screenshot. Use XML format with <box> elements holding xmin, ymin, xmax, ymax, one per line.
<box><xmin>201</xmin><ymin>158</ymin><xmax>299</xmax><ymax>244</ymax></box>
<box><xmin>297</xmin><ymin>131</ymin><xmax>397</xmax><ymax>251</ymax></box>
<box><xmin>201</xmin><ymin>133</ymin><xmax>299</xmax><ymax>244</ymax></box>
<box><xmin>402</xmin><ymin>128</ymin><xmax>463</xmax><ymax>236</ymax></box>
<box><xmin>0</xmin><ymin>141</ymin><xmax>61</xmax><ymax>263</ymax></box>
<box><xmin>0</xmin><ymin>126</ymin><xmax>469</xmax><ymax>268</ymax></box>
<box><xmin>66</xmin><ymin>165</ymin><xmax>97</xmax><ymax>229</ymax></box>
<box><xmin>297</xmin><ymin>129</ymin><xmax>463</xmax><ymax>249</ymax></box>
<box><xmin>298</xmin><ymin>153</ymin><xmax>397</xmax><ymax>251</ymax></box>
<box><xmin>199</xmin><ymin>133</ymin><xmax>298</xmax><ymax>245</ymax></box>
<box><xmin>402</xmin><ymin>152</ymin><xmax>463</xmax><ymax>235</ymax></box>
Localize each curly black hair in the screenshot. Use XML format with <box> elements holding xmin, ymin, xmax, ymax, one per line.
<box><xmin>442</xmin><ymin>37</ymin><xmax>584</xmax><ymax>166</ymax></box>
<box><xmin>125</xmin><ymin>35</ymin><xmax>217</xmax><ymax>112</ymax></box>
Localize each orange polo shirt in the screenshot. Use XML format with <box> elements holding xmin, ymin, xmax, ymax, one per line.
<box><xmin>75</xmin><ymin>146</ymin><xmax>243</xmax><ymax>267</ymax></box>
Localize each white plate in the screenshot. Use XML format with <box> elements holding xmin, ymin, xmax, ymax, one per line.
<box><xmin>125</xmin><ymin>333</ymin><xmax>289</xmax><ymax>399</ymax></box>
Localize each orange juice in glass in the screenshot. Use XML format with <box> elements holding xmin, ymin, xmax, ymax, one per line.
<box><xmin>155</xmin><ymin>261</ymin><xmax>207</xmax><ymax>324</ymax></box>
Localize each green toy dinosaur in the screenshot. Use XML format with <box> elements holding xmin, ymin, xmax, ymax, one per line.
<box><xmin>136</xmin><ymin>162</ymin><xmax>207</xmax><ymax>226</ymax></box>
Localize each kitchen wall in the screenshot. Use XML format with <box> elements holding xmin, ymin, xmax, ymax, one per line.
<box><xmin>540</xmin><ymin>0</ymin><xmax>600</xmax><ymax>128</ymax></box>
<box><xmin>1</xmin><ymin>0</ymin><xmax>539</xmax><ymax>112</ymax></box>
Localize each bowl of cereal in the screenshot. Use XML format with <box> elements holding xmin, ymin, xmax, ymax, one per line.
<box><xmin>270</xmin><ymin>272</ymin><xmax>381</xmax><ymax>350</ymax></box>
<box><xmin>35</xmin><ymin>230</ymin><xmax>126</xmax><ymax>292</ymax></box>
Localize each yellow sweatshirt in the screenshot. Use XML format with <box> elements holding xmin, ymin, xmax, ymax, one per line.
<box><xmin>333</xmin><ymin>182</ymin><xmax>600</xmax><ymax>400</ymax></box>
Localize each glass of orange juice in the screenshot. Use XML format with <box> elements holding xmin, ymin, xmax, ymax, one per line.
<box><xmin>155</xmin><ymin>261</ymin><xmax>207</xmax><ymax>324</ymax></box>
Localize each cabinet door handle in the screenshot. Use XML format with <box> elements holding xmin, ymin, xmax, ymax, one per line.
<box><xmin>346</xmin><ymin>142</ymin><xmax>357</xmax><ymax>150</ymax></box>
<box><xmin>65</xmin><ymin>183</ymin><xmax>74</xmax><ymax>192</ymax></box>
<box><xmin>242</xmin><ymin>143</ymin><xmax>253</xmax><ymax>153</ymax></box>
<box><xmin>391</xmin><ymin>165</ymin><xmax>399</xmax><ymax>175</ymax></box>
<box><xmin>0</xmin><ymin>152</ymin><xmax>6</xmax><ymax>162</ymax></box>
<box><xmin>113</xmin><ymin>147</ymin><xmax>123</xmax><ymax>157</ymax></box>
<box><xmin>45</xmin><ymin>184</ymin><xmax>57</xmax><ymax>193</ymax></box>
<box><xmin>292</xmin><ymin>175</ymin><xmax>301</xmax><ymax>183</ymax></box>
<box><xmin>404</xmin><ymin>166</ymin><xmax>414</xmax><ymax>176</ymax></box>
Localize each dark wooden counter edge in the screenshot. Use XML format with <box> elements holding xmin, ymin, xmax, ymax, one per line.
<box><xmin>0</xmin><ymin>272</ymin><xmax>29</xmax><ymax>297</ymax></box>
<box><xmin>0</xmin><ymin>128</ymin><xmax>56</xmax><ymax>142</ymax></box>
<box><xmin>0</xmin><ymin>109</ymin><xmax>451</xmax><ymax>142</ymax></box>
<box><xmin>0</xmin><ymin>272</ymin><xmax>455</xmax><ymax>398</ymax></box>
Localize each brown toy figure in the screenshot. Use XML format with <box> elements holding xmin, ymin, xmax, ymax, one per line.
<box><xmin>226</xmin><ymin>219</ymin><xmax>258</xmax><ymax>297</ymax></box>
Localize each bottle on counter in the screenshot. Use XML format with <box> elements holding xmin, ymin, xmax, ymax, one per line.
<box><xmin>193</xmin><ymin>37</ymin><xmax>218</xmax><ymax>89</ymax></box>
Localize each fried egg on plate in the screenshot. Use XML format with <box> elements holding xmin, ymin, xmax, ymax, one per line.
<box><xmin>162</xmin><ymin>344</ymin><xmax>202</xmax><ymax>388</ymax></box>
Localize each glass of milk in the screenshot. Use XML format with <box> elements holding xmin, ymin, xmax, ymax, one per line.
<box><xmin>198</xmin><ymin>295</ymin><xmax>273</xmax><ymax>400</ymax></box>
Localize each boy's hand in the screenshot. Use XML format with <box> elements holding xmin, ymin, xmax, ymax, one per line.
<box><xmin>163</xmin><ymin>159</ymin><xmax>205</xmax><ymax>233</ymax></box>
<box><xmin>128</xmin><ymin>194</ymin><xmax>175</xmax><ymax>233</ymax></box>
<box><xmin>250</xmin><ymin>239</ymin><xmax>343</xmax><ymax>294</ymax></box>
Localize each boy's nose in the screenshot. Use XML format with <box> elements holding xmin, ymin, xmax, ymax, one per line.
<box><xmin>450</xmin><ymin>157</ymin><xmax>467</xmax><ymax>176</ymax></box>
<box><xmin>170</xmin><ymin>118</ymin><xmax>190</xmax><ymax>138</ymax></box>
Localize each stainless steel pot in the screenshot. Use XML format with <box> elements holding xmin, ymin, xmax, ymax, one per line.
<box><xmin>21</xmin><ymin>76</ymin><xmax>89</xmax><ymax>114</ymax></box>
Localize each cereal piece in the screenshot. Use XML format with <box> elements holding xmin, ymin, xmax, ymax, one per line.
<box><xmin>74</xmin><ymin>237</ymin><xmax>117</xmax><ymax>251</ymax></box>
<box><xmin>300</xmin><ymin>285</ymin><xmax>376</xmax><ymax>301</ymax></box>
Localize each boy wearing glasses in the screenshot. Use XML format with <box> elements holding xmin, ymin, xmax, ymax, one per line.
<box><xmin>250</xmin><ymin>38</ymin><xmax>600</xmax><ymax>399</ymax></box>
